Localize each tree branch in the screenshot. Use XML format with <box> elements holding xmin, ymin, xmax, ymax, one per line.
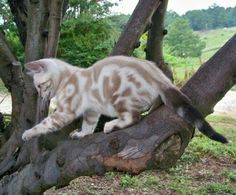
<box><xmin>111</xmin><ymin>0</ymin><xmax>161</xmax><ymax>55</ymax></box>
<box><xmin>44</xmin><ymin>0</ymin><xmax>64</xmax><ymax>58</ymax></box>
<box><xmin>0</xmin><ymin>107</ymin><xmax>192</xmax><ymax>194</ymax></box>
<box><xmin>182</xmin><ymin>34</ymin><xmax>236</xmax><ymax>115</ymax></box>
<box><xmin>0</xmin><ymin>0</ymin><xmax>51</xmax><ymax>178</ymax></box>
<box><xmin>146</xmin><ymin>0</ymin><xmax>173</xmax><ymax>80</ymax></box>
<box><xmin>0</xmin><ymin>31</ymin><xmax>23</xmax><ymax>152</ymax></box>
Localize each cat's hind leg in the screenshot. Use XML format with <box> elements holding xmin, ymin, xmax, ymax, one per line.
<box><xmin>70</xmin><ymin>111</ymin><xmax>100</xmax><ymax>139</ymax></box>
<box><xmin>104</xmin><ymin>111</ymin><xmax>140</xmax><ymax>133</ymax></box>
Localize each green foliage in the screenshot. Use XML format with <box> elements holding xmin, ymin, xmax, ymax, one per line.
<box><xmin>58</xmin><ymin>14</ymin><xmax>118</xmax><ymax>67</ymax></box>
<box><xmin>184</xmin><ymin>5</ymin><xmax>236</xmax><ymax>31</ymax></box>
<box><xmin>0</xmin><ymin>0</ymin><xmax>24</xmax><ymax>61</ymax></box>
<box><xmin>165</xmin><ymin>18</ymin><xmax>206</xmax><ymax>58</ymax></box>
<box><xmin>0</xmin><ymin>0</ymin><xmax>15</xmax><ymax>31</ymax></box>
<box><xmin>107</xmin><ymin>14</ymin><xmax>129</xmax><ymax>32</ymax></box>
<box><xmin>4</xmin><ymin>31</ymin><xmax>24</xmax><ymax>62</ymax></box>
<box><xmin>165</xmin><ymin>10</ymin><xmax>180</xmax><ymax>27</ymax></box>
<box><xmin>67</xmin><ymin>0</ymin><xmax>115</xmax><ymax>18</ymax></box>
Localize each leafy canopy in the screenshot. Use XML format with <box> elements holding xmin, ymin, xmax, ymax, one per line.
<box><xmin>165</xmin><ymin>18</ymin><xmax>206</xmax><ymax>58</ymax></box>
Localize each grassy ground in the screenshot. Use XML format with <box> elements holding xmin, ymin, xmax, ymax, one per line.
<box><xmin>172</xmin><ymin>26</ymin><xmax>236</xmax><ymax>86</ymax></box>
<box><xmin>45</xmin><ymin>115</ymin><xmax>236</xmax><ymax>195</ymax></box>
<box><xmin>198</xmin><ymin>27</ymin><xmax>236</xmax><ymax>62</ymax></box>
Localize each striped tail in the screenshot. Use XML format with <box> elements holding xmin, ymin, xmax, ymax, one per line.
<box><xmin>161</xmin><ymin>87</ymin><xmax>228</xmax><ymax>144</ymax></box>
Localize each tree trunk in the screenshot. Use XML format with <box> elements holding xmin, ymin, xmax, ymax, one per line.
<box><xmin>0</xmin><ymin>31</ymin><xmax>24</xmax><ymax>170</ymax></box>
<box><xmin>146</xmin><ymin>0</ymin><xmax>173</xmax><ymax>80</ymax></box>
<box><xmin>0</xmin><ymin>32</ymin><xmax>235</xmax><ymax>194</ymax></box>
<box><xmin>0</xmin><ymin>0</ymin><xmax>66</xmax><ymax>178</ymax></box>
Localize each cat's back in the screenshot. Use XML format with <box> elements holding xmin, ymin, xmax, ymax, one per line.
<box><xmin>93</xmin><ymin>55</ymin><xmax>155</xmax><ymax>69</ymax></box>
<box><xmin>91</xmin><ymin>55</ymin><xmax>171</xmax><ymax>85</ymax></box>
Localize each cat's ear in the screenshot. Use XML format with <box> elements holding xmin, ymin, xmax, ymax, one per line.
<box><xmin>25</xmin><ymin>61</ymin><xmax>47</xmax><ymax>76</ymax></box>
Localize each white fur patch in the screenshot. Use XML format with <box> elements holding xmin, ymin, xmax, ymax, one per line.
<box><xmin>177</xmin><ymin>107</ymin><xmax>185</xmax><ymax>117</ymax></box>
<box><xmin>66</xmin><ymin>84</ymin><xmax>75</xmax><ymax>97</ymax></box>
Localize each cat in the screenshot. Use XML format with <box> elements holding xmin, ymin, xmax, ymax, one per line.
<box><xmin>22</xmin><ymin>56</ymin><xmax>228</xmax><ymax>143</ymax></box>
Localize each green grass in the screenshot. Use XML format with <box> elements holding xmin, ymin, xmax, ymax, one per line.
<box><xmin>0</xmin><ymin>79</ymin><xmax>8</xmax><ymax>93</ymax></box>
<box><xmin>200</xmin><ymin>183</ymin><xmax>236</xmax><ymax>194</ymax></box>
<box><xmin>169</xmin><ymin>26</ymin><xmax>236</xmax><ymax>84</ymax></box>
<box><xmin>197</xmin><ymin>27</ymin><xmax>236</xmax><ymax>61</ymax></box>
<box><xmin>183</xmin><ymin>115</ymin><xmax>236</xmax><ymax>161</ymax></box>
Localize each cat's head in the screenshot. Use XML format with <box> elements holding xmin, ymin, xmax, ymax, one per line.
<box><xmin>25</xmin><ymin>59</ymin><xmax>61</xmax><ymax>100</ymax></box>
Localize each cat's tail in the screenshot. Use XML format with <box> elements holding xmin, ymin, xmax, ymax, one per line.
<box><xmin>160</xmin><ymin>87</ymin><xmax>228</xmax><ymax>144</ymax></box>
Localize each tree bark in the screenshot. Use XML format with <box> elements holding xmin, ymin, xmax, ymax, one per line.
<box><xmin>0</xmin><ymin>0</ymin><xmax>50</xmax><ymax>177</ymax></box>
<box><xmin>181</xmin><ymin>35</ymin><xmax>236</xmax><ymax>115</ymax></box>
<box><xmin>111</xmin><ymin>0</ymin><xmax>161</xmax><ymax>55</ymax></box>
<box><xmin>146</xmin><ymin>0</ymin><xmax>173</xmax><ymax>80</ymax></box>
<box><xmin>0</xmin><ymin>33</ymin><xmax>235</xmax><ymax>194</ymax></box>
<box><xmin>44</xmin><ymin>0</ymin><xmax>64</xmax><ymax>58</ymax></box>
<box><xmin>0</xmin><ymin>31</ymin><xmax>23</xmax><ymax>165</ymax></box>
<box><xmin>0</xmin><ymin>0</ymin><xmax>70</xmax><ymax>178</ymax></box>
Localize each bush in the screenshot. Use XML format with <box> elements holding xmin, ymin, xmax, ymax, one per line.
<box><xmin>58</xmin><ymin>14</ymin><xmax>119</xmax><ymax>67</ymax></box>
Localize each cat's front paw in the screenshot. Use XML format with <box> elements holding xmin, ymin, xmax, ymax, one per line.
<box><xmin>70</xmin><ymin>130</ymin><xmax>86</xmax><ymax>139</ymax></box>
<box><xmin>22</xmin><ymin>129</ymin><xmax>34</xmax><ymax>141</ymax></box>
<box><xmin>104</xmin><ymin>120</ymin><xmax>117</xmax><ymax>133</ymax></box>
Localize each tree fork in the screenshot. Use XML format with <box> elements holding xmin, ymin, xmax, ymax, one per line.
<box><xmin>111</xmin><ymin>0</ymin><xmax>161</xmax><ymax>55</ymax></box>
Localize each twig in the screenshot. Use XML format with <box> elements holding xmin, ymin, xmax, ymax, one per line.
<box><xmin>0</xmin><ymin>94</ymin><xmax>9</xmax><ymax>105</ymax></box>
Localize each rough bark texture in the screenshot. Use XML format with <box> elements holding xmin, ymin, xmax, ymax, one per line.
<box><xmin>146</xmin><ymin>0</ymin><xmax>173</xmax><ymax>80</ymax></box>
<box><xmin>44</xmin><ymin>0</ymin><xmax>64</xmax><ymax>58</ymax></box>
<box><xmin>111</xmin><ymin>0</ymin><xmax>161</xmax><ymax>55</ymax></box>
<box><xmin>0</xmin><ymin>33</ymin><xmax>235</xmax><ymax>193</ymax></box>
<box><xmin>0</xmin><ymin>31</ymin><xmax>23</xmax><ymax>164</ymax></box>
<box><xmin>0</xmin><ymin>0</ymin><xmax>51</xmax><ymax>178</ymax></box>
<box><xmin>0</xmin><ymin>108</ymin><xmax>192</xmax><ymax>194</ymax></box>
<box><xmin>0</xmin><ymin>0</ymin><xmax>69</xmax><ymax>180</ymax></box>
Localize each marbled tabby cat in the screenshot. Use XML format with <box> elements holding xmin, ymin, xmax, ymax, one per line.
<box><xmin>22</xmin><ymin>56</ymin><xmax>227</xmax><ymax>143</ymax></box>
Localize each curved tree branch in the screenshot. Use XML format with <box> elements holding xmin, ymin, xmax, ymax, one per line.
<box><xmin>182</xmin><ymin>34</ymin><xmax>236</xmax><ymax>115</ymax></box>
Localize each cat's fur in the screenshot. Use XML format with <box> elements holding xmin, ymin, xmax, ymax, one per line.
<box><xmin>22</xmin><ymin>56</ymin><xmax>227</xmax><ymax>143</ymax></box>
